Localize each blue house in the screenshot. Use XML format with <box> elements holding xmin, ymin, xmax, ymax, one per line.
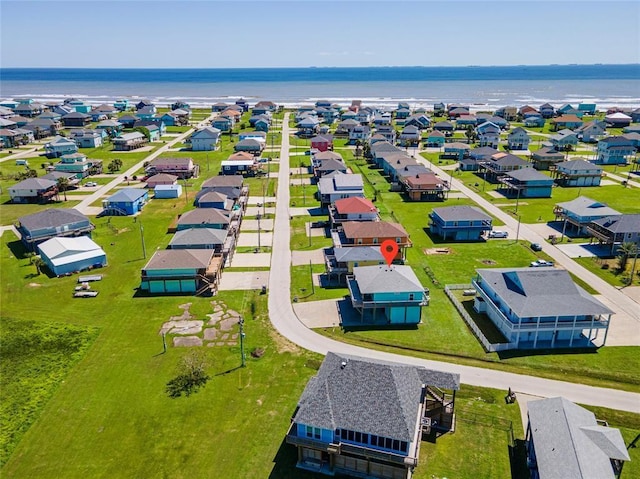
<box><xmin>473</xmin><ymin>268</ymin><xmax>613</xmax><ymax>349</ymax></box>
<box><xmin>424</xmin><ymin>130</ymin><xmax>446</xmax><ymax>147</ymax></box>
<box><xmin>347</xmin><ymin>265</ymin><xmax>429</xmax><ymax>326</ymax></box>
<box><xmin>140</xmin><ymin>249</ymin><xmax>221</xmax><ymax>295</ymax></box>
<box><xmin>45</xmin><ymin>136</ymin><xmax>78</xmax><ymax>158</ymax></box>
<box><xmin>577</xmin><ymin>103</ymin><xmax>597</xmax><ymax>115</ymax></box>
<box><xmin>176</xmin><ymin>208</ymin><xmax>230</xmax><ymax>230</ymax></box>
<box><xmin>500</xmin><ymin>169</ymin><xmax>553</xmax><ymax>198</ymax></box>
<box><xmin>553</xmin><ymin>196</ymin><xmax>621</xmax><ymax>236</ymax></box>
<box><xmin>169</xmin><ymin>228</ymin><xmax>228</xmax><ymax>254</ymax></box>
<box><xmin>102</xmin><ymin>188</ymin><xmax>148</xmax><ymax>215</ymax></box>
<box><xmin>212</xmin><ymin>117</ymin><xmax>233</xmax><ymax>132</ymax></box>
<box><xmin>17</xmin><ymin>208</ymin><xmax>94</xmax><ymax>251</ymax></box>
<box><xmin>552</xmin><ymin>159</ymin><xmax>603</xmax><ymax>187</ymax></box>
<box><xmin>38</xmin><ymin>236</ymin><xmax>106</xmax><ymax>276</ymax></box>
<box><xmin>286</xmin><ymin>352</ymin><xmax>459</xmax><ymax>479</ymax></box>
<box><xmin>596</xmin><ymin>136</ymin><xmax>635</xmax><ymax>165</ymax></box>
<box><xmin>429</xmin><ymin>205</ymin><xmax>493</xmax><ymax>241</ymax></box>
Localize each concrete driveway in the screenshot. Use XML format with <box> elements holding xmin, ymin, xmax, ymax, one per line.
<box><xmin>555</xmin><ymin>242</ymin><xmax>613</xmax><ymax>258</ymax></box>
<box><xmin>293</xmin><ymin>298</ymin><xmax>341</xmax><ymax>328</ymax></box>
<box><xmin>219</xmin><ymin>271</ymin><xmax>269</xmax><ymax>291</ymax></box>
<box><xmin>237</xmin><ymin>232</ymin><xmax>273</xmax><ymax>247</ymax></box>
<box><xmin>291</xmin><ymin>248</ymin><xmax>326</xmax><ymax>266</ymax></box>
<box><xmin>230</xmin><ymin>252</ymin><xmax>271</xmax><ymax>268</ymax></box>
<box><xmin>241</xmin><ymin>219</ymin><xmax>274</xmax><ymax>231</ymax></box>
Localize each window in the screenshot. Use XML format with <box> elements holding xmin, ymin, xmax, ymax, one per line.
<box><xmin>314</xmin><ymin>428</ymin><xmax>321</xmax><ymax>439</ymax></box>
<box><xmin>306</xmin><ymin>426</ymin><xmax>313</xmax><ymax>438</ymax></box>
<box><xmin>362</xmin><ymin>433</ymin><xmax>369</xmax><ymax>444</ymax></box>
<box><xmin>372</xmin><ymin>238</ymin><xmax>379</xmax><ymax>244</ymax></box>
<box><xmin>335</xmin><ymin>429</ymin><xmax>341</xmax><ymax>437</ymax></box>
<box><xmin>385</xmin><ymin>438</ymin><xmax>392</xmax><ymax>449</ymax></box>
<box><xmin>371</xmin><ymin>435</ymin><xmax>378</xmax><ymax>446</ymax></box>
<box><xmin>355</xmin><ymin>432</ymin><xmax>362</xmax><ymax>443</ymax></box>
<box><xmin>400</xmin><ymin>441</ymin><xmax>408</xmax><ymax>453</ymax></box>
<box><xmin>357</xmin><ymin>239</ymin><xmax>363</xmax><ymax>245</ymax></box>
<box><xmin>348</xmin><ymin>430</ymin><xmax>355</xmax><ymax>441</ymax></box>
<box><xmin>395</xmin><ymin>237</ymin><xmax>402</xmax><ymax>243</ymax></box>
<box><xmin>409</xmin><ymin>293</ymin><xmax>414</xmax><ymax>301</ymax></box>
<box><xmin>393</xmin><ymin>440</ymin><xmax>400</xmax><ymax>451</ymax></box>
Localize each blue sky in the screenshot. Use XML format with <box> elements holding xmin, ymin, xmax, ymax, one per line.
<box><xmin>1</xmin><ymin>1</ymin><xmax>639</xmax><ymax>68</ymax></box>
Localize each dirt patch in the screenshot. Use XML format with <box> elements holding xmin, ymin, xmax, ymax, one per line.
<box><xmin>481</xmin><ymin>259</ymin><xmax>497</xmax><ymax>265</ymax></box>
<box><xmin>173</xmin><ymin>336</ymin><xmax>202</xmax><ymax>347</ymax></box>
<box><xmin>27</xmin><ymin>282</ymin><xmax>41</xmax><ymax>287</ymax></box>
<box><xmin>424</xmin><ymin>248</ymin><xmax>452</xmax><ymax>255</ymax></box>
<box><xmin>269</xmin><ymin>328</ymin><xmax>301</xmax><ymax>354</ymax></box>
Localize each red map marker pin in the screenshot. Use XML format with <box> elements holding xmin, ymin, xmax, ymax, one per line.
<box><xmin>380</xmin><ymin>239</ymin><xmax>398</xmax><ymax>267</ymax></box>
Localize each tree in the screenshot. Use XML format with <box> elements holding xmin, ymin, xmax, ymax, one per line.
<box><xmin>113</xmin><ymin>158</ymin><xmax>123</xmax><ymax>170</ymax></box>
<box><xmin>166</xmin><ymin>350</ymin><xmax>210</xmax><ymax>398</ymax></box>
<box><xmin>57</xmin><ymin>176</ymin><xmax>70</xmax><ymax>201</ymax></box>
<box><xmin>616</xmin><ymin>242</ymin><xmax>638</xmax><ymax>273</ymax></box>
<box><xmin>26</xmin><ymin>252</ymin><xmax>45</xmax><ymax>276</ymax></box>
<box><xmin>465</xmin><ymin>125</ymin><xmax>477</xmax><ymax>143</ymax></box>
<box><xmin>107</xmin><ymin>161</ymin><xmax>118</xmax><ymax>174</ymax></box>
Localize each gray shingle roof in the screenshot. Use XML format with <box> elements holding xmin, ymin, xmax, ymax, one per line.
<box><xmin>556</xmin><ymin>159</ymin><xmax>602</xmax><ymax>172</ymax></box>
<box><xmin>431</xmin><ymin>205</ymin><xmax>492</xmax><ymax>222</ymax></box>
<box><xmin>293</xmin><ymin>352</ymin><xmax>459</xmax><ymax>441</ymax></box>
<box><xmin>169</xmin><ymin>228</ymin><xmax>228</xmax><ymax>247</ymax></box>
<box><xmin>556</xmin><ymin>196</ymin><xmax>621</xmax><ymax>218</ymax></box>
<box><xmin>177</xmin><ymin>208</ymin><xmax>230</xmax><ymax>226</ymax></box>
<box><xmin>19</xmin><ymin>208</ymin><xmax>89</xmax><ymax>231</ymax></box>
<box><xmin>143</xmin><ymin>249</ymin><xmax>214</xmax><ymax>270</ymax></box>
<box><xmin>527</xmin><ymin>397</ymin><xmax>629</xmax><ymax>479</ymax></box>
<box><xmin>333</xmin><ymin>246</ymin><xmax>384</xmax><ymax>263</ymax></box>
<box><xmin>506</xmin><ymin>168</ymin><xmax>553</xmax><ymax>182</ymax></box>
<box><xmin>107</xmin><ymin>188</ymin><xmax>147</xmax><ymax>203</ymax></box>
<box><xmin>476</xmin><ymin>268</ymin><xmax>612</xmax><ymax>318</ymax></box>
<box><xmin>590</xmin><ymin>214</ymin><xmax>640</xmax><ymax>234</ymax></box>
<box><xmin>353</xmin><ymin>265</ymin><xmax>424</xmax><ymax>293</ymax></box>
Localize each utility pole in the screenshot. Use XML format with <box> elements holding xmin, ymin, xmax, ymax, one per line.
<box><xmin>309</xmin><ymin>260</ymin><xmax>315</xmax><ymax>294</ymax></box>
<box><xmin>139</xmin><ymin>221</ymin><xmax>147</xmax><ymax>259</ymax></box>
<box><xmin>238</xmin><ymin>317</ymin><xmax>246</xmax><ymax>367</ymax></box>
<box><xmin>256</xmin><ymin>212</ymin><xmax>261</xmax><ymax>251</ymax></box>
<box><xmin>515</xmin><ymin>214</ymin><xmax>521</xmax><ymax>244</ymax></box>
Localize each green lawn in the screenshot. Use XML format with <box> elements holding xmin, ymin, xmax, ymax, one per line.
<box><xmin>291</xmin><ymin>264</ymin><xmax>348</xmax><ymax>303</ymax></box>
<box><xmin>289</xmin><ymin>215</ymin><xmax>332</xmax><ymax>251</ymax></box>
<box><xmin>574</xmin><ymin>256</ymin><xmax>640</xmax><ymax>288</ymax></box>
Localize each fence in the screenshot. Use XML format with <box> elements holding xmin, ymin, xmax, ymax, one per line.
<box><xmin>444</xmin><ymin>284</ymin><xmax>511</xmax><ymax>353</ymax></box>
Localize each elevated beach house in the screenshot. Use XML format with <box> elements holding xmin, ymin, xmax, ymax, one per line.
<box><xmin>140</xmin><ymin>249</ymin><xmax>222</xmax><ymax>295</ymax></box>
<box><xmin>112</xmin><ymin>131</ymin><xmax>148</xmax><ymax>151</ymax></box>
<box><xmin>146</xmin><ymin>157</ymin><xmax>198</xmax><ymax>179</ymax></box>
<box><xmin>429</xmin><ymin>205</ymin><xmax>493</xmax><ymax>241</ymax></box>
<box><xmin>329</xmin><ymin>196</ymin><xmax>379</xmax><ymax>227</ymax></box>
<box><xmin>472</xmin><ymin>267</ymin><xmax>613</xmax><ymax>349</ymax></box>
<box><xmin>45</xmin><ymin>136</ymin><xmax>78</xmax><ymax>158</ymax></box>
<box><xmin>507</xmin><ymin>127</ymin><xmax>530</xmax><ymax>150</ymax></box>
<box><xmin>552</xmin><ymin>159</ymin><xmax>603</xmax><ymax>187</ymax></box>
<box><xmin>38</xmin><ymin>236</ymin><xmax>106</xmax><ymax>276</ymax></box>
<box><xmin>189</xmin><ymin>126</ymin><xmax>221</xmax><ymax>151</ymax></box>
<box><xmin>176</xmin><ymin>208</ymin><xmax>230</xmax><ymax>231</ymax></box>
<box><xmin>332</xmin><ymin>221</ymin><xmax>411</xmax><ymax>261</ymax></box>
<box><xmin>102</xmin><ymin>188</ymin><xmax>148</xmax><ymax>216</ymax></box>
<box><xmin>324</xmin><ymin>246</ymin><xmax>385</xmax><ymax>284</ymax></box>
<box><xmin>595</xmin><ymin>136</ymin><xmax>635</xmax><ymax>165</ymax></box>
<box><xmin>9</xmin><ymin>177</ymin><xmax>58</xmax><ymax>204</ymax></box>
<box><xmin>317</xmin><ymin>172</ymin><xmax>364</xmax><ymax>206</ymax></box>
<box><xmin>169</xmin><ymin>228</ymin><xmax>229</xmax><ymax>254</ymax></box>
<box><xmin>286</xmin><ymin>352</ymin><xmax>459</xmax><ymax>479</ymax></box>
<box><xmin>587</xmin><ymin>214</ymin><xmax>640</xmax><ymax>253</ymax></box>
<box><xmin>17</xmin><ymin>208</ymin><xmax>94</xmax><ymax>251</ymax></box>
<box><xmin>347</xmin><ymin>265</ymin><xmax>429</xmax><ymax>325</ymax></box>
<box><xmin>526</xmin><ymin>397</ymin><xmax>629</xmax><ymax>479</ymax></box>
<box><xmin>553</xmin><ymin>196</ymin><xmax>621</xmax><ymax>236</ymax></box>
<box><xmin>499</xmin><ymin>169</ymin><xmax>553</xmax><ymax>198</ymax></box>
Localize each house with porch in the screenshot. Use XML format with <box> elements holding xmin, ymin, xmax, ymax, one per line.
<box><xmin>140</xmin><ymin>249</ymin><xmax>222</xmax><ymax>295</ymax></box>
<box><xmin>473</xmin><ymin>267</ymin><xmax>613</xmax><ymax>349</ymax></box>
<box><xmin>424</xmin><ymin>130</ymin><xmax>446</xmax><ymax>148</ymax></box>
<box><xmin>329</xmin><ymin>197</ymin><xmax>379</xmax><ymax>226</ymax></box>
<box><xmin>332</xmin><ymin>221</ymin><xmax>411</xmax><ymax>261</ymax></box>
<box><xmin>45</xmin><ymin>136</ymin><xmax>78</xmax><ymax>158</ymax></box>
<box><xmin>335</xmin><ymin>119</ymin><xmax>359</xmax><ymax>135</ymax></box>
<box><xmin>538</xmin><ymin>103</ymin><xmax>555</xmax><ymax>118</ymax></box>
<box><xmin>286</xmin><ymin>352</ymin><xmax>459</xmax><ymax>479</ymax></box>
<box><xmin>212</xmin><ymin>116</ymin><xmax>233</xmax><ymax>132</ymax></box>
<box><xmin>314</xmin><ymin>158</ymin><xmax>348</xmax><ymax>178</ymax></box>
<box><xmin>54</xmin><ymin>152</ymin><xmax>92</xmax><ymax>179</ymax></box>
<box><xmin>553</xmin><ymin>196</ymin><xmax>621</xmax><ymax>236</ymax></box>
<box><xmin>526</xmin><ymin>397</ymin><xmax>629</xmax><ymax>479</ymax></box>
<box><xmin>587</xmin><ymin>214</ymin><xmax>640</xmax><ymax>252</ymax></box>
<box><xmin>311</xmin><ymin>135</ymin><xmax>333</xmax><ymax>152</ymax></box>
<box><xmin>550</xmin><ymin>114</ymin><xmax>583</xmax><ymax>131</ymax></box>
<box><xmin>476</xmin><ymin>121</ymin><xmax>501</xmax><ymax>148</ymax></box>
<box><xmin>102</xmin><ymin>188</ymin><xmax>148</xmax><ymax>216</ymax></box>
<box><xmin>324</xmin><ymin>247</ymin><xmax>384</xmax><ymax>283</ymax></box>
<box><xmin>499</xmin><ymin>169</ymin><xmax>553</xmax><ymax>198</ymax></box>
<box><xmin>507</xmin><ymin>127</ymin><xmax>530</xmax><ymax>150</ymax></box>
<box><xmin>461</xmin><ymin>146</ymin><xmax>498</xmax><ymax>171</ymax></box>
<box><xmin>9</xmin><ymin>178</ymin><xmax>58</xmax><ymax>204</ymax></box>
<box><xmin>347</xmin><ymin>265</ymin><xmax>429</xmax><ymax>326</ymax></box>
<box><xmin>317</xmin><ymin>172</ymin><xmax>364</xmax><ymax>206</ymax></box>
<box><xmin>61</xmin><ymin>111</ymin><xmax>91</xmax><ymax>127</ymax></box>
<box><xmin>169</xmin><ymin>228</ymin><xmax>229</xmax><ymax>254</ymax></box>
<box><xmin>480</xmin><ymin>152</ymin><xmax>530</xmax><ymax>181</ymax></box>
<box><xmin>112</xmin><ymin>131</ymin><xmax>148</xmax><ymax>151</ymax></box>
<box><xmin>549</xmin><ymin>129</ymin><xmax>578</xmax><ymax>150</ymax></box>
<box><xmin>531</xmin><ymin>146</ymin><xmax>565</xmax><ymax>170</ymax></box>
<box><xmin>17</xmin><ymin>208</ymin><xmax>95</xmax><ymax>251</ymax></box>
<box><xmin>595</xmin><ymin>136</ymin><xmax>635</xmax><ymax>165</ymax></box>
<box><xmin>375</xmin><ymin>125</ymin><xmax>397</xmax><ymax>144</ymax></box>
<box><xmin>189</xmin><ymin>126</ymin><xmax>221</xmax><ymax>151</ymax></box>
<box><xmin>146</xmin><ymin>157</ymin><xmax>198</xmax><ymax>179</ymax></box>
<box><xmin>429</xmin><ymin>205</ymin><xmax>493</xmax><ymax>241</ymax></box>
<box><xmin>552</xmin><ymin>159</ymin><xmax>602</xmax><ymax>187</ymax></box>
<box><xmin>348</xmin><ymin>125</ymin><xmax>371</xmax><ymax>144</ymax></box>
<box><xmin>495</xmin><ymin>106</ymin><xmax>518</xmax><ymax>121</ymax></box>
<box><xmin>576</xmin><ymin>120</ymin><xmax>606</xmax><ymax>143</ymax></box>
<box><xmin>176</xmin><ymin>208</ymin><xmax>230</xmax><ymax>231</ymax></box>
<box><xmin>442</xmin><ymin>142</ymin><xmax>470</xmax><ymax>161</ymax></box>
<box><xmin>398</xmin><ymin>170</ymin><xmax>447</xmax><ymax>201</ymax></box>
<box><xmin>194</xmin><ymin>191</ymin><xmax>232</xmax><ymax>210</ymax></box>
<box><xmin>297</xmin><ymin>116</ymin><xmax>320</xmax><ymax>137</ymax></box>
<box><xmin>433</xmin><ymin>121</ymin><xmax>454</xmax><ymax>135</ymax></box>
<box><xmin>71</xmin><ymin>129</ymin><xmax>103</xmax><ymax>148</ymax></box>
<box><xmin>398</xmin><ymin>125</ymin><xmax>421</xmax><ymax>146</ymax></box>
<box><xmin>234</xmin><ymin>138</ymin><xmax>264</xmax><ymax>155</ymax></box>
<box><xmin>604</xmin><ymin>112</ymin><xmax>632</xmax><ymax>128</ymax></box>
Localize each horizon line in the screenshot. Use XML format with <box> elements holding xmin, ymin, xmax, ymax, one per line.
<box><xmin>2</xmin><ymin>63</ymin><xmax>639</xmax><ymax>70</ymax></box>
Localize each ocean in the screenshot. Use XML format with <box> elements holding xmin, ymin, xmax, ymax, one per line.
<box><xmin>1</xmin><ymin>65</ymin><xmax>639</xmax><ymax>111</ymax></box>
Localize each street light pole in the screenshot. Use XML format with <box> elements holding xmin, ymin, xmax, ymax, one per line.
<box><xmin>139</xmin><ymin>222</ymin><xmax>147</xmax><ymax>259</ymax></box>
<box><xmin>515</xmin><ymin>214</ymin><xmax>521</xmax><ymax>244</ymax></box>
<box><xmin>238</xmin><ymin>317</ymin><xmax>246</xmax><ymax>367</ymax></box>
<box><xmin>256</xmin><ymin>212</ymin><xmax>261</xmax><ymax>251</ymax></box>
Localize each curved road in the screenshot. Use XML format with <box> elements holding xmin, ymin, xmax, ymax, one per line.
<box><xmin>268</xmin><ymin>114</ymin><xmax>640</xmax><ymax>414</ymax></box>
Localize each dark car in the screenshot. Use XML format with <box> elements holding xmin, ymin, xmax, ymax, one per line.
<box><xmin>531</xmin><ymin>242</ymin><xmax>542</xmax><ymax>252</ymax></box>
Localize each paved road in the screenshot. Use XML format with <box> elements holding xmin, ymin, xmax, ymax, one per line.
<box><xmin>0</xmin><ymin>145</ymin><xmax>43</xmax><ymax>163</ymax></box>
<box><xmin>268</xmin><ymin>114</ymin><xmax>640</xmax><ymax>413</ymax></box>
<box><xmin>74</xmin><ymin>115</ymin><xmax>216</xmax><ymax>215</ymax></box>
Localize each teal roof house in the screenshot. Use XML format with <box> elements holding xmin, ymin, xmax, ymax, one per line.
<box><xmin>140</xmin><ymin>249</ymin><xmax>222</xmax><ymax>295</ymax></box>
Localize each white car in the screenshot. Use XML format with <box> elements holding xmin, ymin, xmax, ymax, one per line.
<box><xmin>488</xmin><ymin>230</ymin><xmax>508</xmax><ymax>238</ymax></box>
<box><xmin>84</xmin><ymin>182</ymin><xmax>98</xmax><ymax>187</ymax></box>
<box><xmin>530</xmin><ymin>259</ymin><xmax>554</xmax><ymax>267</ymax></box>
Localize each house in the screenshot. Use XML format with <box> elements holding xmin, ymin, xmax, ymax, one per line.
<box><xmin>553</xmin><ymin>196</ymin><xmax>621</xmax><ymax>236</ymax></box>
<box><xmin>38</xmin><ymin>236</ymin><xmax>106</xmax><ymax>276</ymax></box>
<box><xmin>550</xmin><ymin>114</ymin><xmax>583</xmax><ymax>131</ymax></box>
<box><xmin>254</xmin><ymin>117</ymin><xmax>270</xmax><ymax>132</ymax></box>
<box><xmin>312</xmin><ymin>150</ymin><xmax>343</xmax><ymax>168</ymax></box>
<box><xmin>375</xmin><ymin>125</ymin><xmax>397</xmax><ymax>144</ymax></box>
<box><xmin>334</xmin><ymin>221</ymin><xmax>411</xmax><ymax>261</ymax></box>
<box><xmin>220</xmin><ymin>158</ymin><xmax>260</xmax><ymax>176</ymax></box>
<box><xmin>631</xmin><ymin>108</ymin><xmax>640</xmax><ymax>123</ymax></box>
<box><xmin>329</xmin><ymin>197</ymin><xmax>379</xmax><ymax>226</ymax></box>
<box><xmin>456</xmin><ymin>114</ymin><xmax>477</xmax><ymax>127</ymax></box>
<box><xmin>0</xmin><ymin>128</ymin><xmax>32</xmax><ymax>147</ymax></box>
<box><xmin>507</xmin><ymin>127</ymin><xmax>530</xmax><ymax>150</ymax></box>
<box><xmin>433</xmin><ymin>120</ymin><xmax>454</xmax><ymax>135</ymax></box>
<box><xmin>199</xmin><ymin>176</ymin><xmax>245</xmax><ymax>203</ymax></box>
<box><xmin>71</xmin><ymin>129</ymin><xmax>103</xmax><ymax>148</ymax></box>
<box><xmin>66</xmin><ymin>99</ymin><xmax>92</xmax><ymax>113</ymax></box>
<box><xmin>404</xmin><ymin>114</ymin><xmax>431</xmax><ymax>129</ymax></box>
<box><xmin>177</xmin><ymin>208</ymin><xmax>230</xmax><ymax>231</ymax></box>
<box><xmin>135</xmin><ymin>106</ymin><xmax>156</xmax><ymax>120</ymax></box>
<box><xmin>461</xmin><ymin>146</ymin><xmax>498</xmax><ymax>171</ymax></box>
<box><xmin>442</xmin><ymin>142</ymin><xmax>470</xmax><ymax>160</ymax></box>
<box><xmin>297</xmin><ymin>116</ymin><xmax>320</xmax><ymax>137</ymax></box>
<box><xmin>212</xmin><ymin>117</ymin><xmax>233</xmax><ymax>132</ymax></box>
<box><xmin>9</xmin><ymin>178</ymin><xmax>58</xmax><ymax>203</ymax></box>
<box><xmin>398</xmin><ymin>125</ymin><xmax>420</xmax><ymax>146</ymax></box>
<box><xmin>92</xmin><ymin>103</ymin><xmax>118</xmax><ymax>117</ymax></box>
<box><xmin>113</xmin><ymin>99</ymin><xmax>130</xmax><ymax>111</ymax></box>
<box><xmin>526</xmin><ymin>397</ymin><xmax>629</xmax><ymax>479</ymax></box>
<box><xmin>154</xmin><ymin>184</ymin><xmax>182</xmax><ymax>199</ymax></box>
<box><xmin>324</xmin><ymin>246</ymin><xmax>385</xmax><ymax>283</ymax></box>
<box><xmin>310</xmin><ymin>135</ymin><xmax>333</xmax><ymax>152</ymax></box>
<box><xmin>140</xmin><ymin>249</ymin><xmax>222</xmax><ymax>295</ymax></box>
<box><xmin>169</xmin><ymin>228</ymin><xmax>228</xmax><ymax>254</ymax></box>
<box><xmin>45</xmin><ymin>136</ymin><xmax>78</xmax><ymax>158</ymax></box>
<box><xmin>549</xmin><ymin>129</ymin><xmax>578</xmax><ymax>150</ymax></box>
<box><xmin>495</xmin><ymin>106</ymin><xmax>518</xmax><ymax>121</ymax></box>
<box><xmin>433</xmin><ymin>102</ymin><xmax>445</xmax><ymax>115</ymax></box>
<box><xmin>146</xmin><ymin>173</ymin><xmax>178</xmax><ymax>188</ymax></box>
<box><xmin>160</xmin><ymin>111</ymin><xmax>187</xmax><ymax>127</ymax></box>
<box><xmin>103</xmin><ymin>188</ymin><xmax>148</xmax><ymax>216</ymax></box>
<box><xmin>61</xmin><ymin>111</ymin><xmax>91</xmax><ymax>127</ymax></box>
<box><xmin>117</xmin><ymin>115</ymin><xmax>138</xmax><ymax>128</ymax></box>
<box><xmin>54</xmin><ymin>152</ymin><xmax>92</xmax><ymax>178</ymax></box>
<box><xmin>13</xmin><ymin>101</ymin><xmax>44</xmax><ymax>117</ymax></box>
<box><xmin>604</xmin><ymin>112</ymin><xmax>632</xmax><ymax>128</ymax></box>
<box><xmin>424</xmin><ymin>130</ymin><xmax>446</xmax><ymax>148</ymax></box>
<box><xmin>314</xmin><ymin>158</ymin><xmax>348</xmax><ymax>178</ymax></box>
<box><xmin>238</xmin><ymin>131</ymin><xmax>267</xmax><ymax>143</ymax></box>
<box><xmin>347</xmin><ymin>265</ymin><xmax>429</xmax><ymax>325</ymax></box>
<box><xmin>335</xmin><ymin>119</ymin><xmax>359</xmax><ymax>135</ymax></box>
<box><xmin>189</xmin><ymin>126</ymin><xmax>221</xmax><ymax>151</ymax></box>
<box><xmin>141</xmin><ymin>124</ymin><xmax>160</xmax><ymax>141</ymax></box>
<box><xmin>348</xmin><ymin>125</ymin><xmax>371</xmax><ymax>143</ymax></box>
<box><xmin>399</xmin><ymin>170</ymin><xmax>447</xmax><ymax>201</ymax></box>
<box><xmin>576</xmin><ymin>120</ymin><xmax>606</xmax><ymax>143</ymax></box>
<box><xmin>500</xmin><ymin>169</ymin><xmax>553</xmax><ymax>198</ymax></box>
<box><xmin>17</xmin><ymin>208</ymin><xmax>94</xmax><ymax>251</ymax></box>
<box><xmin>476</xmin><ymin>121</ymin><xmax>501</xmax><ymax>148</ymax></box>
<box><xmin>587</xmin><ymin>214</ymin><xmax>640</xmax><ymax>252</ymax></box>
<box><xmin>29</xmin><ymin>116</ymin><xmax>61</xmax><ymax>135</ymax></box>
<box><xmin>112</xmin><ymin>131</ymin><xmax>148</xmax><ymax>151</ymax></box>
<box><xmin>448</xmin><ymin>106</ymin><xmax>469</xmax><ymax>119</ymax></box>
<box><xmin>286</xmin><ymin>352</ymin><xmax>459</xmax><ymax>479</ymax></box>
<box><xmin>531</xmin><ymin>146</ymin><xmax>565</xmax><ymax>170</ymax></box>
<box><xmin>538</xmin><ymin>103</ymin><xmax>555</xmax><ymax>118</ymax></box>
<box><xmin>595</xmin><ymin>136</ymin><xmax>635</xmax><ymax>165</ymax></box>
<box><xmin>211</xmin><ymin>102</ymin><xmax>229</xmax><ymax>112</ymax></box>
<box><xmin>473</xmin><ymin>267</ymin><xmax>613</xmax><ymax>349</ymax></box>
<box><xmin>552</xmin><ymin>159</ymin><xmax>603</xmax><ymax>187</ymax></box>
<box><xmin>195</xmin><ymin>191</ymin><xmax>232</xmax><ymax>209</ymax></box>
<box><xmin>429</xmin><ymin>206</ymin><xmax>492</xmax><ymax>241</ymax></box>
<box><xmin>146</xmin><ymin>157</ymin><xmax>197</xmax><ymax>179</ymax></box>
<box><xmin>317</xmin><ymin>172</ymin><xmax>364</xmax><ymax>206</ymax></box>
<box><xmin>524</xmin><ymin>116</ymin><xmax>546</xmax><ymax>128</ymax></box>
<box><xmin>234</xmin><ymin>138</ymin><xmax>264</xmax><ymax>155</ymax></box>
<box><xmin>480</xmin><ymin>152</ymin><xmax>530</xmax><ymax>181</ymax></box>
<box><xmin>395</xmin><ymin>107</ymin><xmax>411</xmax><ymax>119</ymax></box>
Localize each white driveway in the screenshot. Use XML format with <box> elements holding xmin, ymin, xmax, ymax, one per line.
<box><xmin>219</xmin><ymin>271</ymin><xmax>270</xmax><ymax>290</ymax></box>
<box><xmin>293</xmin><ymin>299</ymin><xmax>341</xmax><ymax>328</ymax></box>
<box><xmin>229</xmin><ymin>252</ymin><xmax>272</xmax><ymax>268</ymax></box>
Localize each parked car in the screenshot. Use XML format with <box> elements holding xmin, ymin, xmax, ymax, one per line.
<box><xmin>530</xmin><ymin>259</ymin><xmax>554</xmax><ymax>267</ymax></box>
<box><xmin>530</xmin><ymin>242</ymin><xmax>543</xmax><ymax>252</ymax></box>
<box><xmin>84</xmin><ymin>181</ymin><xmax>98</xmax><ymax>187</ymax></box>
<box><xmin>488</xmin><ymin>230</ymin><xmax>508</xmax><ymax>238</ymax></box>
